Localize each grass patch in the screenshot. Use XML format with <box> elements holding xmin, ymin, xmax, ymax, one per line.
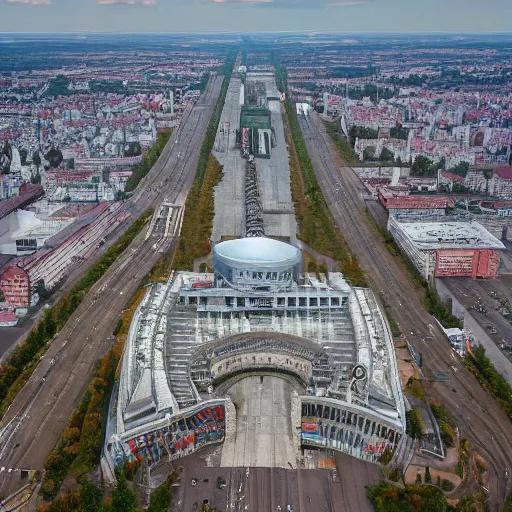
<box><xmin>406</xmin><ymin>377</ymin><xmax>426</xmax><ymax>400</ymax></box>
<box><xmin>0</xmin><ymin>210</ymin><xmax>153</xmax><ymax>419</ymax></box>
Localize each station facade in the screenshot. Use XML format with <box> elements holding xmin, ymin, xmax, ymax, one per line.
<box><xmin>104</xmin><ymin>238</ymin><xmax>406</xmax><ymax>478</ymax></box>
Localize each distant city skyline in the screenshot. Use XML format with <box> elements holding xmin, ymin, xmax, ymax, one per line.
<box><xmin>1</xmin><ymin>0</ymin><xmax>512</xmax><ymax>34</ymax></box>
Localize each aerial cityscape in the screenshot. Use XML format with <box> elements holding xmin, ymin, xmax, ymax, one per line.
<box><xmin>0</xmin><ymin>3</ymin><xmax>512</xmax><ymax>512</ymax></box>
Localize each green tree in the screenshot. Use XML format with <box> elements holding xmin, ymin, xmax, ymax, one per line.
<box><xmin>45</xmin><ymin>147</ymin><xmax>64</xmax><ymax>168</ymax></box>
<box><xmin>411</xmin><ymin>155</ymin><xmax>436</xmax><ymax>177</ymax></box>
<box><xmin>111</xmin><ymin>471</ymin><xmax>138</xmax><ymax>512</ymax></box>
<box><xmin>380</xmin><ymin>148</ymin><xmax>394</xmax><ymax>162</ymax></box>
<box><xmin>80</xmin><ymin>480</ymin><xmax>104</xmax><ymax>512</ymax></box>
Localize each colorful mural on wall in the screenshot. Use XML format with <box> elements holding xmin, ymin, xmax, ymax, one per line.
<box><xmin>301</xmin><ymin>422</ymin><xmax>322</xmax><ymax>441</ymax></box>
<box><xmin>126</xmin><ymin>404</ymin><xmax>225</xmax><ymax>464</ymax></box>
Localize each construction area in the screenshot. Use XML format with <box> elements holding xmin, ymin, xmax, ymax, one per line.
<box><xmin>212</xmin><ymin>72</ymin><xmax>295</xmax><ymax>242</ymax></box>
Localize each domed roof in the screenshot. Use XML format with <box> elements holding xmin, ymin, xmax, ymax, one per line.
<box><xmin>213</xmin><ymin>237</ymin><xmax>301</xmax><ymax>268</ymax></box>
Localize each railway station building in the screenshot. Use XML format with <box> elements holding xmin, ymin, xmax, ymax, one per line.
<box><xmin>104</xmin><ymin>237</ymin><xmax>405</xmax><ymax>478</ymax></box>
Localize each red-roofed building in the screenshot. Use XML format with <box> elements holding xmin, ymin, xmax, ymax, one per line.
<box><xmin>0</xmin><ymin>184</ymin><xmax>44</xmax><ymax>221</ymax></box>
<box><xmin>0</xmin><ymin>265</ymin><xmax>30</xmax><ymax>308</ymax></box>
<box><xmin>441</xmin><ymin>172</ymin><xmax>465</xmax><ymax>184</ymax></box>
<box><xmin>380</xmin><ymin>194</ymin><xmax>453</xmax><ymax>216</ymax></box>
<box><xmin>493</xmin><ymin>166</ymin><xmax>512</xmax><ymax>200</ymax></box>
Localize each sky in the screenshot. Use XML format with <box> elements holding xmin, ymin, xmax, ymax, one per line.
<box><xmin>1</xmin><ymin>0</ymin><xmax>512</xmax><ymax>34</ymax></box>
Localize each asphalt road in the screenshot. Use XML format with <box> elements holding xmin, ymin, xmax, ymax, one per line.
<box><xmin>0</xmin><ymin>75</ymin><xmax>223</xmax><ymax>495</ymax></box>
<box><xmin>169</xmin><ymin>448</ymin><xmax>373</xmax><ymax>512</ymax></box>
<box><xmin>442</xmin><ymin>276</ymin><xmax>512</xmax><ymax>350</ymax></box>
<box><xmin>298</xmin><ymin>111</ymin><xmax>512</xmax><ymax>511</ymax></box>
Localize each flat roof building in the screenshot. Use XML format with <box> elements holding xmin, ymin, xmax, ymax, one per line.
<box><xmin>388</xmin><ymin>215</ymin><xmax>505</xmax><ymax>279</ymax></box>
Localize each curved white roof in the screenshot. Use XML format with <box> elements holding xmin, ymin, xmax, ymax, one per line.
<box><xmin>214</xmin><ymin>238</ymin><xmax>301</xmax><ymax>267</ymax></box>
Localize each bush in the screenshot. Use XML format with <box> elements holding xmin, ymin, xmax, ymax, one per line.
<box><xmin>424</xmin><ymin>466</ymin><xmax>432</xmax><ymax>484</ymax></box>
<box><xmin>441</xmin><ymin>479</ymin><xmax>455</xmax><ymax>492</ymax></box>
<box><xmin>406</xmin><ymin>409</ymin><xmax>424</xmax><ymax>439</ymax></box>
<box><xmin>424</xmin><ymin>288</ymin><xmax>462</xmax><ymax>329</ymax></box>
<box><xmin>416</xmin><ymin>473</ymin><xmax>422</xmax><ymax>484</ymax></box>
<box><xmin>378</xmin><ymin>447</ymin><xmax>394</xmax><ymax>466</ymax></box>
<box><xmin>406</xmin><ymin>377</ymin><xmax>426</xmax><ymax>400</ymax></box>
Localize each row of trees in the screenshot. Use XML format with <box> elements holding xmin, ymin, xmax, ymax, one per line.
<box><xmin>195</xmin><ymin>53</ymin><xmax>235</xmax><ymax>185</ymax></box>
<box><xmin>173</xmin><ymin>155</ymin><xmax>223</xmax><ymax>271</ymax></box>
<box><xmin>0</xmin><ymin>210</ymin><xmax>153</xmax><ymax>418</ymax></box>
<box><xmin>39</xmin><ymin>471</ymin><xmax>172</xmax><ymax>512</ymax></box>
<box><xmin>466</xmin><ymin>344</ymin><xmax>512</xmax><ymax>422</ymax></box>
<box><xmin>124</xmin><ymin>132</ymin><xmax>171</xmax><ymax>192</ymax></box>
<box><xmin>274</xmin><ymin>59</ymin><xmax>366</xmax><ymax>287</ymax></box>
<box><xmin>41</xmin><ymin>340</ymin><xmax>123</xmax><ymax>500</ymax></box>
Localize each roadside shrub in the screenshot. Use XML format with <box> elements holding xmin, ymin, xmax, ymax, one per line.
<box><xmin>406</xmin><ymin>409</ymin><xmax>424</xmax><ymax>439</ymax></box>
<box><xmin>441</xmin><ymin>479</ymin><xmax>455</xmax><ymax>492</ymax></box>
<box><xmin>406</xmin><ymin>377</ymin><xmax>426</xmax><ymax>400</ymax></box>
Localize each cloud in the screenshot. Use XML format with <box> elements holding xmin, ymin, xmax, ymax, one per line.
<box><xmin>3</xmin><ymin>0</ymin><xmax>51</xmax><ymax>4</ymax></box>
<box><xmin>98</xmin><ymin>0</ymin><xmax>156</xmax><ymax>4</ymax></box>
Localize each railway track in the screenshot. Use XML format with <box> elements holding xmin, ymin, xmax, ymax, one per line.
<box><xmin>298</xmin><ymin>111</ymin><xmax>512</xmax><ymax>511</ymax></box>
<box><xmin>0</xmin><ymin>75</ymin><xmax>223</xmax><ymax>495</ymax></box>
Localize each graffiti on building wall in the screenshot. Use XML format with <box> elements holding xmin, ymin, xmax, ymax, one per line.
<box><xmin>301</xmin><ymin>422</ymin><xmax>322</xmax><ymax>441</ymax></box>
<box><xmin>127</xmin><ymin>405</ymin><xmax>225</xmax><ymax>464</ymax></box>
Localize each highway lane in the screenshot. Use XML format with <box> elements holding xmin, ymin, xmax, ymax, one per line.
<box><xmin>298</xmin><ymin>111</ymin><xmax>512</xmax><ymax>511</ymax></box>
<box><xmin>0</xmin><ymin>75</ymin><xmax>223</xmax><ymax>361</ymax></box>
<box><xmin>0</xmin><ymin>75</ymin><xmax>223</xmax><ymax>494</ymax></box>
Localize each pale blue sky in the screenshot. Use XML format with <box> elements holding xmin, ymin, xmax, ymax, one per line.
<box><xmin>1</xmin><ymin>0</ymin><xmax>511</xmax><ymax>33</ymax></box>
